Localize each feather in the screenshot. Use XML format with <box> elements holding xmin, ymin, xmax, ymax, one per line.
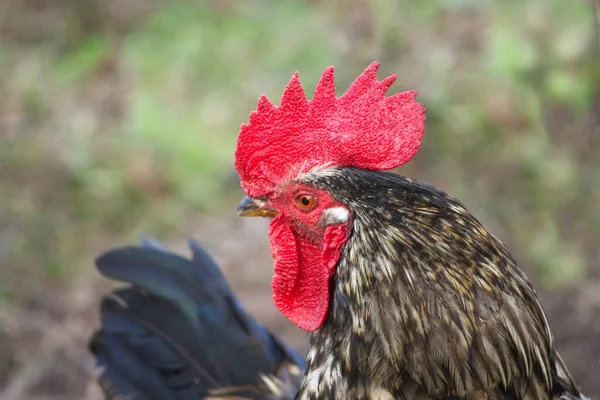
<box><xmin>89</xmin><ymin>238</ymin><xmax>304</xmax><ymax>400</ymax></box>
<box><xmin>290</xmin><ymin>167</ymin><xmax>588</xmax><ymax>399</ymax></box>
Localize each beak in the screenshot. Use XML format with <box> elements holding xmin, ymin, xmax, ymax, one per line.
<box><xmin>237</xmin><ymin>196</ymin><xmax>279</xmax><ymax>218</ymax></box>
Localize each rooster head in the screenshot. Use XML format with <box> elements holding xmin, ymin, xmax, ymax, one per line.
<box><xmin>234</xmin><ymin>62</ymin><xmax>426</xmax><ymax>331</ymax></box>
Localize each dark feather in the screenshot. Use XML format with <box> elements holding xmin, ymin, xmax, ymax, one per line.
<box><xmin>90</xmin><ymin>330</ymin><xmax>154</xmax><ymax>400</ymax></box>
<box><xmin>89</xmin><ymin>238</ymin><xmax>304</xmax><ymax>400</ymax></box>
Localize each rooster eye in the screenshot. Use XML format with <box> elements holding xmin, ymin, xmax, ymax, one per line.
<box><xmin>295</xmin><ymin>194</ymin><xmax>315</xmax><ymax>210</ymax></box>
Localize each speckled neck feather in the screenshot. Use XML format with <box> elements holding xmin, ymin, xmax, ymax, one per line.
<box><xmin>293</xmin><ymin>168</ymin><xmax>583</xmax><ymax>399</ymax></box>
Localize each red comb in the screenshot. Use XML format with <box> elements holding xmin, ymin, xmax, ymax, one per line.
<box><xmin>234</xmin><ymin>61</ymin><xmax>426</xmax><ymax>197</ymax></box>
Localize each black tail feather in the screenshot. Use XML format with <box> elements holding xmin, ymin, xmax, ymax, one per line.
<box><xmin>91</xmin><ymin>329</ymin><xmax>180</xmax><ymax>400</ymax></box>
<box><xmin>89</xmin><ymin>238</ymin><xmax>304</xmax><ymax>400</ymax></box>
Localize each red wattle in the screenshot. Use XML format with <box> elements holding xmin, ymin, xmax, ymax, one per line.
<box><xmin>269</xmin><ymin>216</ymin><xmax>349</xmax><ymax>332</ymax></box>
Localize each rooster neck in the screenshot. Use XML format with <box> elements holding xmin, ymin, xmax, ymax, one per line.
<box><xmin>293</xmin><ymin>167</ymin><xmax>578</xmax><ymax>400</ymax></box>
<box><xmin>297</xmin><ymin>212</ymin><xmax>427</xmax><ymax>400</ymax></box>
<box><xmin>295</xmin><ymin>167</ymin><xmax>478</xmax><ymax>398</ymax></box>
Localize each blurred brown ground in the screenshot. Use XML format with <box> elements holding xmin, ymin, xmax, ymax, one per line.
<box><xmin>0</xmin><ymin>0</ymin><xmax>599</xmax><ymax>399</ymax></box>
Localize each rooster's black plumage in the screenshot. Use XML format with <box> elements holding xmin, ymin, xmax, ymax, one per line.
<box><xmin>89</xmin><ymin>238</ymin><xmax>304</xmax><ymax>400</ymax></box>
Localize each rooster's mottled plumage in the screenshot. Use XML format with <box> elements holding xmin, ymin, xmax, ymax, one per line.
<box><xmin>287</xmin><ymin>167</ymin><xmax>584</xmax><ymax>399</ymax></box>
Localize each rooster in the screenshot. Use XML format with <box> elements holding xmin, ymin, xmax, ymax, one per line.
<box><xmin>233</xmin><ymin>62</ymin><xmax>587</xmax><ymax>399</ymax></box>
<box><xmin>89</xmin><ymin>237</ymin><xmax>304</xmax><ymax>399</ymax></box>
<box><xmin>90</xmin><ymin>62</ymin><xmax>588</xmax><ymax>400</ymax></box>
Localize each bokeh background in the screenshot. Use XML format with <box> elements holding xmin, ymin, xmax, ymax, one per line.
<box><xmin>0</xmin><ymin>0</ymin><xmax>599</xmax><ymax>398</ymax></box>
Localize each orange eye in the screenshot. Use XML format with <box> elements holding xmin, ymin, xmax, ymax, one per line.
<box><xmin>295</xmin><ymin>194</ymin><xmax>315</xmax><ymax>210</ymax></box>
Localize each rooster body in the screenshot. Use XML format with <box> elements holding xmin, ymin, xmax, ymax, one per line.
<box><xmin>291</xmin><ymin>168</ymin><xmax>582</xmax><ymax>399</ymax></box>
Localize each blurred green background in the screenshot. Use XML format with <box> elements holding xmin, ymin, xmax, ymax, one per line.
<box><xmin>0</xmin><ymin>0</ymin><xmax>598</xmax><ymax>398</ymax></box>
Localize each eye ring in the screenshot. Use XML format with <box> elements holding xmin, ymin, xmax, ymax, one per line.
<box><xmin>295</xmin><ymin>194</ymin><xmax>315</xmax><ymax>210</ymax></box>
